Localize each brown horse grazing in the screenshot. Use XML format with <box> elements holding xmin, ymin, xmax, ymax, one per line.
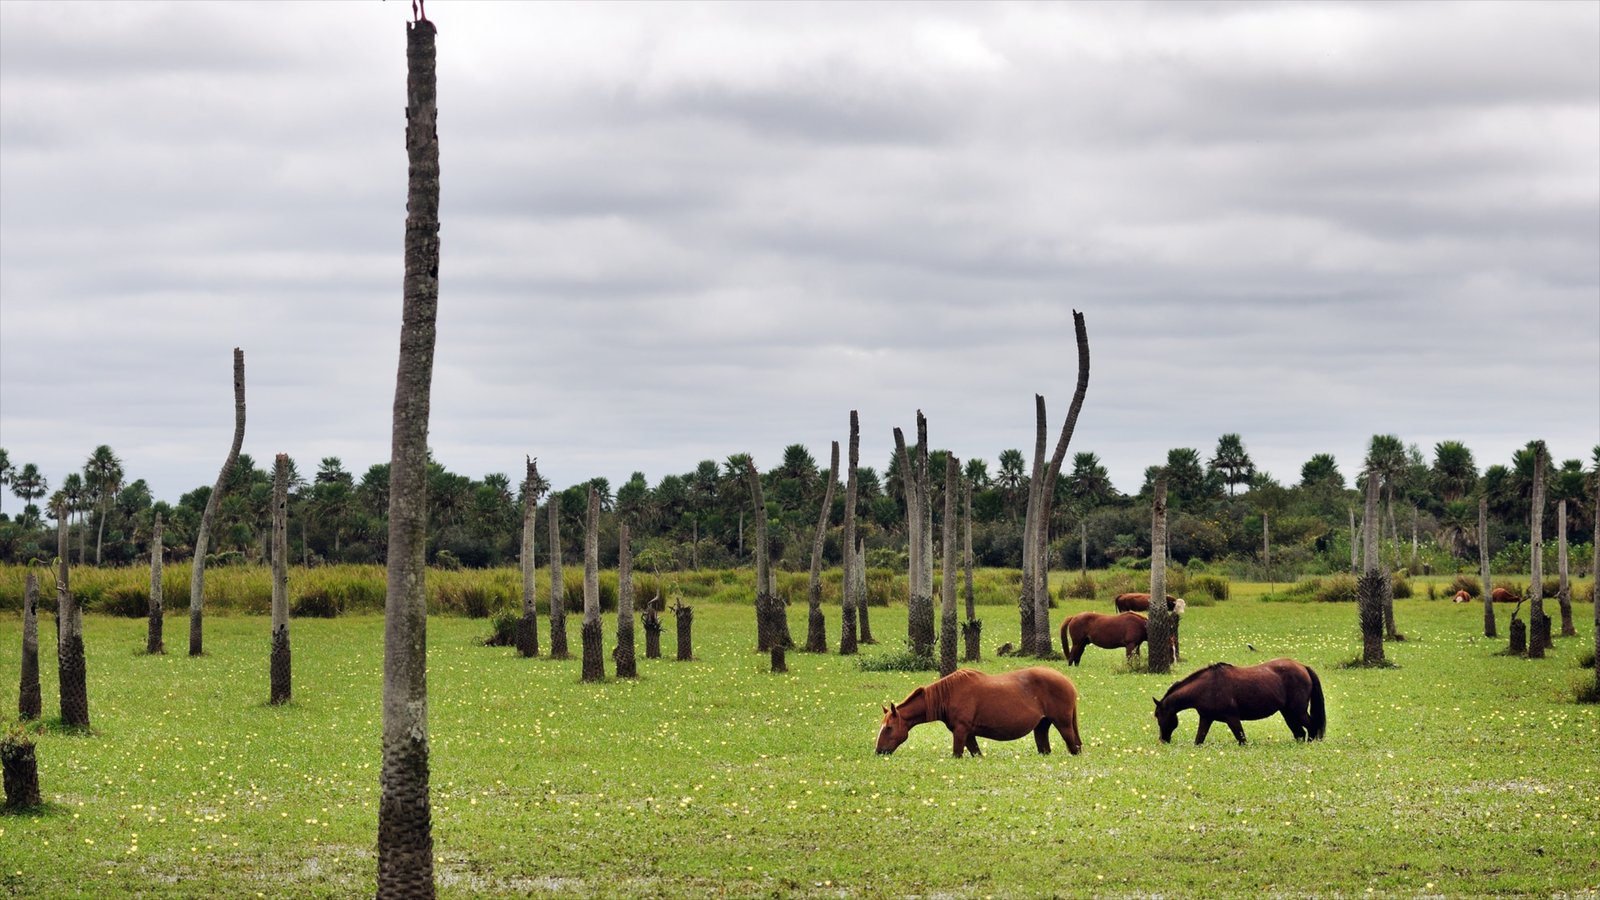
<box><xmin>1114</xmin><ymin>592</ymin><xmax>1178</xmax><ymax>613</ymax></box>
<box><xmin>1061</xmin><ymin>611</ymin><xmax>1148</xmax><ymax>665</ymax></box>
<box><xmin>1490</xmin><ymin>587</ymin><xmax>1521</xmax><ymax>603</ymax></box>
<box><xmin>1153</xmin><ymin>659</ymin><xmax>1325</xmax><ymax>745</ymax></box>
<box><xmin>876</xmin><ymin>667</ymin><xmax>1082</xmax><ymax>758</ymax></box>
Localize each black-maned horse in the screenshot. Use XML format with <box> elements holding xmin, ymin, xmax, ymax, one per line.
<box><xmin>1153</xmin><ymin>658</ymin><xmax>1325</xmax><ymax>745</ymax></box>
<box><xmin>876</xmin><ymin>667</ymin><xmax>1082</xmax><ymax>758</ymax></box>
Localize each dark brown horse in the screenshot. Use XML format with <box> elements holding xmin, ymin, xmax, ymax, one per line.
<box><xmin>1061</xmin><ymin>611</ymin><xmax>1148</xmax><ymax>665</ymax></box>
<box><xmin>1114</xmin><ymin>592</ymin><xmax>1178</xmax><ymax>613</ymax></box>
<box><xmin>875</xmin><ymin>667</ymin><xmax>1082</xmax><ymax>757</ymax></box>
<box><xmin>1153</xmin><ymin>658</ymin><xmax>1325</xmax><ymax>745</ymax></box>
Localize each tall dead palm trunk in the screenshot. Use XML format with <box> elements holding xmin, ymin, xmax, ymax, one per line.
<box><xmin>1349</xmin><ymin>507</ymin><xmax>1359</xmax><ymax>575</ymax></box>
<box><xmin>839</xmin><ymin>412</ymin><xmax>860</xmax><ymax>656</ymax></box>
<box><xmin>1556</xmin><ymin>499</ymin><xmax>1573</xmax><ymax>636</ymax></box>
<box><xmin>1358</xmin><ymin>472</ymin><xmax>1386</xmax><ymax>665</ymax></box>
<box><xmin>517</xmin><ymin>457</ymin><xmax>543</xmax><ymax>658</ymax></box>
<box><xmin>547</xmin><ymin>495</ymin><xmax>568</xmax><ymax>659</ymax></box>
<box><xmin>1591</xmin><ymin>480</ymin><xmax>1598</xmax><ymax>694</ymax></box>
<box><xmin>962</xmin><ymin>480</ymin><xmax>980</xmax><ymax>662</ymax></box>
<box><xmin>1479</xmin><ymin>495</ymin><xmax>1494</xmax><ymax>638</ymax></box>
<box><xmin>1147</xmin><ymin>476</ymin><xmax>1174</xmax><ymax>673</ymax></box>
<box><xmin>19</xmin><ymin>572</ymin><xmax>40</xmax><ymax>721</ymax></box>
<box><xmin>270</xmin><ymin>455</ymin><xmax>291</xmax><ymax>706</ymax></box>
<box><xmin>805</xmin><ymin>442</ymin><xmax>839</xmax><ymax>653</ymax></box>
<box><xmin>938</xmin><ymin>455</ymin><xmax>960</xmax><ymax>677</ymax></box>
<box><xmin>894</xmin><ymin>417</ymin><xmax>933</xmax><ymax>659</ymax></box>
<box><xmin>581</xmin><ymin>486</ymin><xmax>604</xmax><ymax>682</ymax></box>
<box><xmin>1031</xmin><ymin>311</ymin><xmax>1090</xmax><ymax>656</ymax></box>
<box><xmin>190</xmin><ymin>348</ymin><xmax>246</xmax><ymax>657</ymax></box>
<box><xmin>1528</xmin><ymin>442</ymin><xmax>1548</xmax><ymax>657</ymax></box>
<box><xmin>1018</xmin><ymin>396</ymin><xmax>1045</xmax><ymax>655</ymax></box>
<box><xmin>744</xmin><ymin>457</ymin><xmax>786</xmax><ymax>671</ymax></box>
<box><xmin>147</xmin><ymin>513</ymin><xmax>165</xmax><ymax>654</ymax></box>
<box><xmin>378</xmin><ymin>16</ymin><xmax>439</xmax><ymax>897</ymax></box>
<box><xmin>56</xmin><ymin>505</ymin><xmax>89</xmax><ymax>727</ymax></box>
<box><xmin>615</xmin><ymin>522</ymin><xmax>637</xmax><ymax>679</ymax></box>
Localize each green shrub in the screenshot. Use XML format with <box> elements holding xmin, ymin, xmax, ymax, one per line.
<box><xmin>483</xmin><ymin>611</ymin><xmax>518</xmax><ymax>647</ymax></box>
<box><xmin>1391</xmin><ymin>574</ymin><xmax>1412</xmax><ymax>599</ymax></box>
<box><xmin>1060</xmin><ymin>572</ymin><xmax>1096</xmax><ymax>600</ymax></box>
<box><xmin>1189</xmin><ymin>574</ymin><xmax>1230</xmax><ymax>602</ymax></box>
<box><xmin>856</xmin><ymin>647</ymin><xmax>935</xmax><ymax>672</ymax></box>
<box><xmin>1316</xmin><ymin>575</ymin><xmax>1359</xmax><ymax>603</ymax></box>
<box><xmin>292</xmin><ymin>588</ymin><xmax>342</xmax><ymax>618</ymax></box>
<box><xmin>1100</xmin><ymin>571</ymin><xmax>1139</xmax><ymax>601</ymax></box>
<box><xmin>1447</xmin><ymin>575</ymin><xmax>1481</xmax><ymax>597</ymax></box>
<box><xmin>98</xmin><ymin>586</ymin><xmax>148</xmax><ymax>618</ymax></box>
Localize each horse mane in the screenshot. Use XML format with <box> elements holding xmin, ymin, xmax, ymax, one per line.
<box><xmin>907</xmin><ymin>669</ymin><xmax>980</xmax><ymax>719</ymax></box>
<box><xmin>1161</xmin><ymin>662</ymin><xmax>1234</xmax><ymax>699</ymax></box>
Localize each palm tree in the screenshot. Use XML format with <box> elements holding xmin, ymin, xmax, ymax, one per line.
<box><xmin>1299</xmin><ymin>453</ymin><xmax>1344</xmax><ymax>490</ymax></box>
<box><xmin>1209</xmin><ymin>433</ymin><xmax>1254</xmax><ymax>497</ymax></box>
<box><xmin>963</xmin><ymin>458</ymin><xmax>990</xmax><ymax>490</ymax></box>
<box><xmin>10</xmin><ymin>464</ymin><xmax>47</xmax><ymax>516</ymax></box>
<box><xmin>55</xmin><ymin>501</ymin><xmax>89</xmax><ymax>727</ymax></box>
<box><xmin>581</xmin><ymin>486</ymin><xmax>604</xmax><ymax>682</ymax></box>
<box><xmin>378</xmin><ymin>15</ymin><xmax>439</xmax><ymax>896</ymax></box>
<box><xmin>1435</xmin><ymin>500</ymin><xmax>1475</xmax><ymax>559</ymax></box>
<box><xmin>996</xmin><ymin>448</ymin><xmax>1027</xmax><ymax>522</ymax></box>
<box><xmin>1430</xmin><ymin>441</ymin><xmax>1477</xmax><ymax>503</ymax></box>
<box><xmin>1159</xmin><ymin>448</ymin><xmax>1208</xmax><ymax>508</ymax></box>
<box><xmin>60</xmin><ymin>473</ymin><xmax>87</xmax><ymax>565</ymax></box>
<box><xmin>191</xmin><ymin>348</ymin><xmax>247</xmax><ymax>656</ymax></box>
<box><xmin>0</xmin><ymin>447</ymin><xmax>11</xmax><ymax>517</ymax></box>
<box><xmin>85</xmin><ymin>444</ymin><xmax>124</xmax><ymax>566</ymax></box>
<box><xmin>1364</xmin><ymin>434</ymin><xmax>1407</xmax><ymax>548</ymax></box>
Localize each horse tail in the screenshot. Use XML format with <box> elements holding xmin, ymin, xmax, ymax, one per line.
<box><xmin>1306</xmin><ymin>665</ymin><xmax>1326</xmax><ymax>740</ymax></box>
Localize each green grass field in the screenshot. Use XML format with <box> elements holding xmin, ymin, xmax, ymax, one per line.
<box><xmin>2</xmin><ymin>588</ymin><xmax>1597</xmax><ymax>897</ymax></box>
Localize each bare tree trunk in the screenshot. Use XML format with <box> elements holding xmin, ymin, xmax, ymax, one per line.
<box><xmin>1528</xmin><ymin>442</ymin><xmax>1549</xmax><ymax>657</ymax></box>
<box><xmin>962</xmin><ymin>480</ymin><xmax>980</xmax><ymax>662</ymax></box>
<box><xmin>547</xmin><ymin>496</ymin><xmax>568</xmax><ymax>659</ymax></box>
<box><xmin>517</xmin><ymin>458</ymin><xmax>541</xmax><ymax>658</ymax></box>
<box><xmin>269</xmin><ymin>455</ymin><xmax>292</xmax><ymax>706</ymax></box>
<box><xmin>1</xmin><ymin>732</ymin><xmax>41</xmax><ymax>810</ymax></box>
<box><xmin>745</xmin><ymin>458</ymin><xmax>786</xmax><ymax>671</ymax></box>
<box><xmin>1026</xmin><ymin>311</ymin><xmax>1091</xmax><ymax>657</ymax></box>
<box><xmin>895</xmin><ymin>419</ymin><xmax>933</xmax><ymax>658</ymax></box>
<box><xmin>1262</xmin><ymin>511</ymin><xmax>1271</xmax><ymax>573</ymax></box>
<box><xmin>1359</xmin><ymin>472</ymin><xmax>1386</xmax><ymax>665</ymax></box>
<box><xmin>190</xmin><ymin>348</ymin><xmax>246</xmax><ymax>657</ymax></box>
<box><xmin>147</xmin><ymin>513</ymin><xmax>164</xmax><ymax>654</ymax></box>
<box><xmin>614</xmin><ymin>522</ymin><xmax>637</xmax><ymax>678</ymax></box>
<box><xmin>1018</xmin><ymin>396</ymin><xmax>1045</xmax><ymax>655</ymax></box>
<box><xmin>1147</xmin><ymin>476</ymin><xmax>1174</xmax><ymax>673</ymax></box>
<box><xmin>1349</xmin><ymin>507</ymin><xmax>1360</xmax><ymax>575</ymax></box>
<box><xmin>673</xmin><ymin>598</ymin><xmax>694</xmax><ymax>661</ymax></box>
<box><xmin>939</xmin><ymin>455</ymin><xmax>960</xmax><ymax>677</ymax></box>
<box><xmin>56</xmin><ymin>507</ymin><xmax>89</xmax><ymax>727</ymax></box>
<box><xmin>378</xmin><ymin>17</ymin><xmax>439</xmax><ymax>897</ymax></box>
<box><xmin>854</xmin><ymin>538</ymin><xmax>873</xmax><ymax>645</ymax></box>
<box><xmin>1556</xmin><ymin>499</ymin><xmax>1573</xmax><ymax>636</ymax></box>
<box><xmin>581</xmin><ymin>486</ymin><xmax>604</xmax><ymax>682</ymax></box>
<box><xmin>1479</xmin><ymin>495</ymin><xmax>1495</xmax><ymax>638</ymax></box>
<box><xmin>1592</xmin><ymin>480</ymin><xmax>1598</xmax><ymax>694</ymax></box>
<box><xmin>19</xmin><ymin>573</ymin><xmax>40</xmax><ymax>721</ymax></box>
<box><xmin>805</xmin><ymin>442</ymin><xmax>839</xmax><ymax>653</ymax></box>
<box><xmin>840</xmin><ymin>412</ymin><xmax>859</xmax><ymax>656</ymax></box>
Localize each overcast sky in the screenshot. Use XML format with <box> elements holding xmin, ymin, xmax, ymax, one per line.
<box><xmin>2</xmin><ymin>0</ymin><xmax>1596</xmax><ymax>507</ymax></box>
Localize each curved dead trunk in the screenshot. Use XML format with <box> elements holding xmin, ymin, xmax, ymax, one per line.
<box><xmin>190</xmin><ymin>348</ymin><xmax>246</xmax><ymax>657</ymax></box>
<box><xmin>805</xmin><ymin>441</ymin><xmax>839</xmax><ymax>653</ymax></box>
<box><xmin>840</xmin><ymin>412</ymin><xmax>859</xmax><ymax>656</ymax></box>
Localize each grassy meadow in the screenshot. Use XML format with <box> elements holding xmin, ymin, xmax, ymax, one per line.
<box><xmin>1</xmin><ymin>576</ymin><xmax>1597</xmax><ymax>897</ymax></box>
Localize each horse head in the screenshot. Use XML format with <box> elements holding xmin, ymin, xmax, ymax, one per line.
<box><xmin>1152</xmin><ymin>697</ymin><xmax>1179</xmax><ymax>743</ymax></box>
<box><xmin>876</xmin><ymin>701</ymin><xmax>910</xmax><ymax>755</ymax></box>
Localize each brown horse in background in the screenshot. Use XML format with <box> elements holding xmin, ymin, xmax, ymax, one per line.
<box><xmin>1115</xmin><ymin>592</ymin><xmax>1179</xmax><ymax>612</ymax></box>
<box><xmin>1061</xmin><ymin>611</ymin><xmax>1148</xmax><ymax>665</ymax></box>
<box><xmin>875</xmin><ymin>667</ymin><xmax>1082</xmax><ymax>758</ymax></box>
<box><xmin>1153</xmin><ymin>658</ymin><xmax>1325</xmax><ymax>745</ymax></box>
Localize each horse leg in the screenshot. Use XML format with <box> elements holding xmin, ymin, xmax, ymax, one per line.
<box><xmin>1225</xmin><ymin>719</ymin><xmax>1247</xmax><ymax>744</ymax></box>
<box><xmin>1033</xmin><ymin>721</ymin><xmax>1052</xmax><ymax>755</ymax></box>
<box><xmin>1283</xmin><ymin>710</ymin><xmax>1307</xmax><ymax>741</ymax></box>
<box><xmin>1194</xmin><ymin>717</ymin><xmax>1213</xmax><ymax>745</ymax></box>
<box><xmin>1067</xmin><ymin>639</ymin><xmax>1082</xmax><ymax>666</ymax></box>
<box><xmin>965</xmin><ymin>735</ymin><xmax>982</xmax><ymax>757</ymax></box>
<box><xmin>1057</xmin><ymin>714</ymin><xmax>1082</xmax><ymax>755</ymax></box>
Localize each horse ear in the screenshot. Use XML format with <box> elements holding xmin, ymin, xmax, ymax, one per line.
<box><xmin>1151</xmin><ymin>697</ymin><xmax>1159</xmax><ymax>707</ymax></box>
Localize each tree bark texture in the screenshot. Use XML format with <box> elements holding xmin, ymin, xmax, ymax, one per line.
<box><xmin>148</xmin><ymin>513</ymin><xmax>165</xmax><ymax>654</ymax></box>
<box><xmin>1479</xmin><ymin>495</ymin><xmax>1495</xmax><ymax>638</ymax></box>
<box><xmin>270</xmin><ymin>454</ymin><xmax>291</xmax><ymax>706</ymax></box>
<box><xmin>1028</xmin><ymin>307</ymin><xmax>1093</xmax><ymax>658</ymax></box>
<box><xmin>191</xmin><ymin>347</ymin><xmax>246</xmax><ymax>657</ymax></box>
<box><xmin>56</xmin><ymin>511</ymin><xmax>89</xmax><ymax>728</ymax></box>
<box><xmin>615</xmin><ymin>522</ymin><xmax>637</xmax><ymax>678</ymax></box>
<box><xmin>1017</xmin><ymin>396</ymin><xmax>1045</xmax><ymax>655</ymax></box>
<box><xmin>804</xmin><ymin>442</ymin><xmax>839</xmax><ymax>653</ymax></box>
<box><xmin>854</xmin><ymin>537</ymin><xmax>874</xmax><ymax>644</ymax></box>
<box><xmin>1528</xmin><ymin>442</ymin><xmax>1548</xmax><ymax>657</ymax></box>
<box><xmin>1147</xmin><ymin>477</ymin><xmax>1174</xmax><ymax>673</ymax></box>
<box><xmin>839</xmin><ymin>412</ymin><xmax>860</xmax><ymax>656</ymax></box>
<box><xmin>547</xmin><ymin>496</ymin><xmax>568</xmax><ymax>659</ymax></box>
<box><xmin>19</xmin><ymin>572</ymin><xmax>40</xmax><ymax>721</ymax></box>
<box><xmin>962</xmin><ymin>480</ymin><xmax>979</xmax><ymax>662</ymax></box>
<box><xmin>378</xmin><ymin>19</ymin><xmax>439</xmax><ymax>898</ymax></box>
<box><xmin>1</xmin><ymin>735</ymin><xmax>41</xmax><ymax>810</ymax></box>
<box><xmin>1592</xmin><ymin>481</ymin><xmax>1599</xmax><ymax>693</ymax></box>
<box><xmin>1556</xmin><ymin>500</ymin><xmax>1573</xmax><ymax>636</ymax></box>
<box><xmin>582</xmin><ymin>486</ymin><xmax>604</xmax><ymax>682</ymax></box>
<box><xmin>673</xmin><ymin>600</ymin><xmax>694</xmax><ymax>661</ymax></box>
<box><xmin>643</xmin><ymin>601</ymin><xmax>662</xmax><ymax>659</ymax></box>
<box><xmin>745</xmin><ymin>458</ymin><xmax>787</xmax><ymax>671</ymax></box>
<box><xmin>1359</xmin><ymin>473</ymin><xmax>1386</xmax><ymax>665</ymax></box>
<box><xmin>939</xmin><ymin>455</ymin><xmax>960</xmax><ymax>677</ymax></box>
<box><xmin>1349</xmin><ymin>507</ymin><xmax>1360</xmax><ymax>575</ymax></box>
<box><xmin>517</xmin><ymin>457</ymin><xmax>542</xmax><ymax>658</ymax></box>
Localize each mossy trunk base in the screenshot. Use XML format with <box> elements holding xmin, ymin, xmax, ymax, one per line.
<box><xmin>858</xmin><ymin>602</ymin><xmax>876</xmax><ymax>645</ymax></box>
<box><xmin>1358</xmin><ymin>570</ymin><xmax>1386</xmax><ymax>666</ymax></box>
<box><xmin>147</xmin><ymin>607</ymin><xmax>164</xmax><ymax>655</ymax></box>
<box><xmin>908</xmin><ymin>595</ymin><xmax>934</xmax><ymax>659</ymax></box>
<box><xmin>376</xmin><ymin>732</ymin><xmax>434</xmax><ymax>898</ymax></box>
<box><xmin>549</xmin><ymin>613</ymin><xmax>570</xmax><ymax>660</ymax></box>
<box><xmin>615</xmin><ymin>625</ymin><xmax>637</xmax><ymax>679</ymax></box>
<box><xmin>270</xmin><ymin>627</ymin><xmax>291</xmax><ymax>706</ymax></box>
<box><xmin>58</xmin><ymin>633</ymin><xmax>89</xmax><ymax>729</ymax></box>
<box><xmin>805</xmin><ymin>608</ymin><xmax>827</xmax><ymax>653</ymax></box>
<box><xmin>1528</xmin><ymin>611</ymin><xmax>1551</xmax><ymax>657</ymax></box>
<box><xmin>581</xmin><ymin>619</ymin><xmax>605</xmax><ymax>682</ymax></box>
<box><xmin>643</xmin><ymin>613</ymin><xmax>662</xmax><ymax>659</ymax></box>
<box><xmin>189</xmin><ymin>608</ymin><xmax>203</xmax><ymax>657</ymax></box>
<box><xmin>1017</xmin><ymin>597</ymin><xmax>1037</xmax><ymax>657</ymax></box>
<box><xmin>675</xmin><ymin>607</ymin><xmax>694</xmax><ymax>661</ymax></box>
<box><xmin>769</xmin><ymin>645</ymin><xmax>786</xmax><ymax>674</ymax></box>
<box><xmin>961</xmin><ymin>619</ymin><xmax>981</xmax><ymax>662</ymax></box>
<box><xmin>839</xmin><ymin>605</ymin><xmax>858</xmax><ymax>656</ymax></box>
<box><xmin>19</xmin><ymin>649</ymin><xmax>40</xmax><ymax>722</ymax></box>
<box><xmin>1508</xmin><ymin>618</ymin><xmax>1527</xmax><ymax>655</ymax></box>
<box><xmin>515</xmin><ymin>613</ymin><xmax>538</xmax><ymax>659</ymax></box>
<box><xmin>2</xmin><ymin>738</ymin><xmax>42</xmax><ymax>810</ymax></box>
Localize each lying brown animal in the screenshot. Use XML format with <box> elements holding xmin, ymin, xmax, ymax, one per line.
<box><xmin>1491</xmin><ymin>587</ymin><xmax>1521</xmax><ymax>603</ymax></box>
<box><xmin>1452</xmin><ymin>590</ymin><xmax>1471</xmax><ymax>603</ymax></box>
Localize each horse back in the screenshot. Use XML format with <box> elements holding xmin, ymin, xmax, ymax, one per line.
<box><xmin>958</xmin><ymin>668</ymin><xmax>1078</xmax><ymax>734</ymax></box>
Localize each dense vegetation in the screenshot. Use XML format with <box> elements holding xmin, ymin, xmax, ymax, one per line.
<box><xmin>2</xmin><ymin>591</ymin><xmax>1596</xmax><ymax>897</ymax></box>
<box><xmin>2</xmin><ymin>437</ymin><xmax>1596</xmax><ymax>582</ymax></box>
